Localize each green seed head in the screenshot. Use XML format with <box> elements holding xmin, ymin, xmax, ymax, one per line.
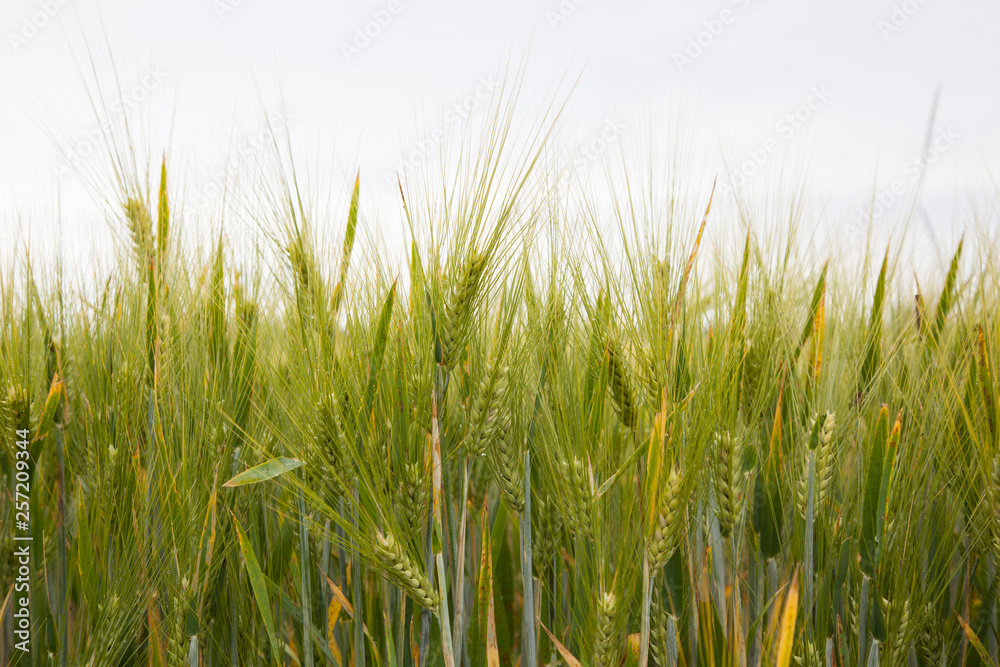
<box><xmin>313</xmin><ymin>395</ymin><xmax>352</xmax><ymax>493</ymax></box>
<box><xmin>559</xmin><ymin>457</ymin><xmax>594</xmax><ymax>540</ymax></box>
<box><xmin>643</xmin><ymin>350</ymin><xmax>663</xmax><ymax>409</ymax></box>
<box><xmin>649</xmin><ymin>585</ymin><xmax>673</xmax><ymax>667</ymax></box>
<box><xmin>287</xmin><ymin>237</ymin><xmax>312</xmax><ymax>294</ymax></box>
<box><xmin>490</xmin><ymin>407</ymin><xmax>524</xmax><ymax>513</ymax></box>
<box><xmin>533</xmin><ymin>496</ymin><xmax>562</xmax><ymax>575</ymax></box>
<box><xmin>468</xmin><ymin>364</ymin><xmax>508</xmax><ymax>457</ymax></box>
<box><xmin>441</xmin><ymin>252</ymin><xmax>487</xmax><ymax>369</ymax></box>
<box><xmin>594</xmin><ymin>590</ymin><xmax>620</xmax><ymax>667</ymax></box>
<box><xmin>888</xmin><ymin>598</ymin><xmax>911</xmax><ymax>656</ymax></box>
<box><xmin>607</xmin><ymin>339</ymin><xmax>637</xmax><ymax>429</ymax></box>
<box><xmin>374</xmin><ymin>530</ymin><xmax>439</xmax><ymax>610</ymax></box>
<box><xmin>648</xmin><ymin>467</ymin><xmax>684</xmax><ymax>570</ymax></box>
<box><xmin>395</xmin><ymin>462</ymin><xmax>429</xmax><ymax>541</ymax></box>
<box><xmin>3</xmin><ymin>383</ymin><xmax>30</xmax><ymax>434</ymax></box>
<box><xmin>124</xmin><ymin>197</ymin><xmax>153</xmax><ymax>270</ymax></box>
<box><xmin>712</xmin><ymin>431</ymin><xmax>744</xmax><ymax>537</ymax></box>
<box><xmin>793</xmin><ymin>639</ymin><xmax>822</xmax><ymax>667</ymax></box>
<box><xmin>798</xmin><ymin>411</ymin><xmax>836</xmax><ymax>515</ymax></box>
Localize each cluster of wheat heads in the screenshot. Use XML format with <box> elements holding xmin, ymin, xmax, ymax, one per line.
<box><xmin>2</xmin><ymin>146</ymin><xmax>1000</xmax><ymax>667</ymax></box>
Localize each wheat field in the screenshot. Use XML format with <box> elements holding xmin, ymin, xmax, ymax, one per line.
<box><xmin>1</xmin><ymin>91</ymin><xmax>999</xmax><ymax>667</ymax></box>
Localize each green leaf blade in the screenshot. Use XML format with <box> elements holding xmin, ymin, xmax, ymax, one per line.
<box><xmin>223</xmin><ymin>457</ymin><xmax>305</xmax><ymax>487</ymax></box>
<box><xmin>231</xmin><ymin>512</ymin><xmax>280</xmax><ymax>663</ymax></box>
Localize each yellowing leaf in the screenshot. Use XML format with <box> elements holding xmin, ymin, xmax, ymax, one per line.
<box><xmin>955</xmin><ymin>612</ymin><xmax>997</xmax><ymax>667</ymax></box>
<box><xmin>811</xmin><ymin>291</ymin><xmax>825</xmax><ymax>381</ymax></box>
<box><xmin>776</xmin><ymin>572</ymin><xmax>800</xmax><ymax>667</ymax></box>
<box><xmin>541</xmin><ymin>622</ymin><xmax>582</xmax><ymax>667</ymax></box>
<box><xmin>486</xmin><ymin>556</ymin><xmax>500</xmax><ymax>667</ymax></box>
<box><xmin>322</xmin><ymin>571</ymin><xmax>380</xmax><ymax>649</ymax></box>
<box><xmin>34</xmin><ymin>374</ymin><xmax>64</xmax><ymax>441</ymax></box>
<box><xmin>327</xmin><ymin>597</ymin><xmax>343</xmax><ymax>666</ymax></box>
<box><xmin>322</xmin><ymin>572</ymin><xmax>354</xmax><ymax>617</ymax></box>
<box><xmin>645</xmin><ymin>392</ymin><xmax>668</xmax><ymax>534</ymax></box>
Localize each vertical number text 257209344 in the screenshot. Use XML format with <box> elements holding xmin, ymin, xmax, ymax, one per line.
<box><xmin>12</xmin><ymin>427</ymin><xmax>32</xmax><ymax>653</ymax></box>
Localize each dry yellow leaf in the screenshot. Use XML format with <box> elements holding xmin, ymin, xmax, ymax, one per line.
<box><xmin>327</xmin><ymin>597</ymin><xmax>343</xmax><ymax>666</ymax></box>
<box><xmin>776</xmin><ymin>572</ymin><xmax>800</xmax><ymax>667</ymax></box>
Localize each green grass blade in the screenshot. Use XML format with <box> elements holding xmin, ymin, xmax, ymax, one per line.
<box><xmin>332</xmin><ymin>172</ymin><xmax>361</xmax><ymax>314</ymax></box>
<box><xmin>859</xmin><ymin>247</ymin><xmax>889</xmax><ymax>395</ymax></box>
<box><xmin>794</xmin><ymin>261</ymin><xmax>828</xmax><ymax>363</ymax></box>
<box><xmin>931</xmin><ymin>238</ymin><xmax>963</xmax><ymax>347</ymax></box>
<box><xmin>860</xmin><ymin>406</ymin><xmax>889</xmax><ymax>578</ymax></box>
<box><xmin>231</xmin><ymin>512</ymin><xmax>280</xmax><ymax>664</ymax></box>
<box><xmin>363</xmin><ymin>280</ymin><xmax>398</xmax><ymax>417</ymax></box>
<box><xmin>299</xmin><ymin>489</ymin><xmax>315</xmax><ymax>667</ymax></box>
<box><xmin>157</xmin><ymin>155</ymin><xmax>169</xmax><ymax>260</ymax></box>
<box><xmin>874</xmin><ymin>411</ymin><xmax>901</xmax><ymax>569</ymax></box>
<box><xmin>223</xmin><ymin>457</ymin><xmax>305</xmax><ymax>487</ymax></box>
<box><xmin>804</xmin><ymin>450</ymin><xmax>815</xmax><ymax>629</ymax></box>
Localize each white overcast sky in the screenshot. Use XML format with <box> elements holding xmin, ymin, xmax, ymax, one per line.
<box><xmin>1</xmin><ymin>0</ymin><xmax>999</xmax><ymax>273</ymax></box>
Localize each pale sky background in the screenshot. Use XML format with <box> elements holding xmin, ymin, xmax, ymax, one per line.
<box><xmin>1</xmin><ymin>0</ymin><xmax>998</xmax><ymax>276</ymax></box>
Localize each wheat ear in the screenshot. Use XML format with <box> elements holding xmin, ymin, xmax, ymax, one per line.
<box><xmin>374</xmin><ymin>530</ymin><xmax>440</xmax><ymax>610</ymax></box>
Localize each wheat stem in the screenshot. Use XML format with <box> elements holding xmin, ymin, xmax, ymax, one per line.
<box><xmin>351</xmin><ymin>490</ymin><xmax>365</xmax><ymax>666</ymax></box>
<box><xmin>298</xmin><ymin>489</ymin><xmax>315</xmax><ymax>667</ymax></box>
<box><xmin>859</xmin><ymin>574</ymin><xmax>870</xmax><ymax>667</ymax></box>
<box><xmin>805</xmin><ymin>449</ymin><xmax>815</xmax><ymax>638</ymax></box>
<box><xmin>639</xmin><ymin>555</ymin><xmax>652</xmax><ymax>667</ymax></box>
<box><xmin>452</xmin><ymin>455</ymin><xmax>471</xmax><ymax>667</ymax></box>
<box><xmin>520</xmin><ymin>450</ymin><xmax>537</xmax><ymax>667</ymax></box>
<box><xmin>665</xmin><ymin>614</ymin><xmax>678</xmax><ymax>667</ymax></box>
